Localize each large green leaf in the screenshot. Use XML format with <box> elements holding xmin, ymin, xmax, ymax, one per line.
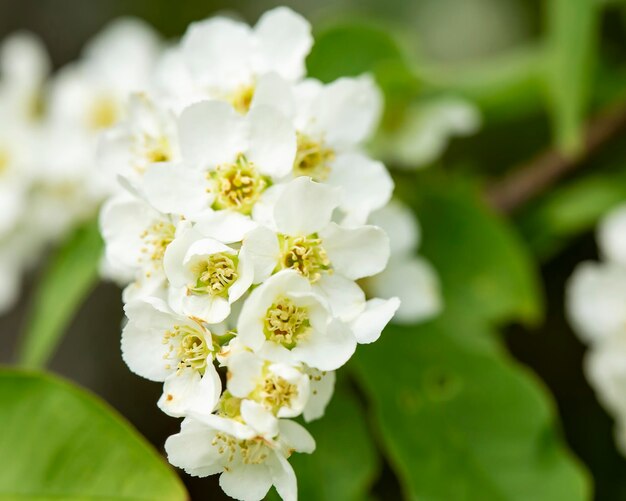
<box><xmin>352</xmin><ymin>319</ymin><xmax>591</xmax><ymax>501</ymax></box>
<box><xmin>0</xmin><ymin>369</ymin><xmax>187</xmax><ymax>500</ymax></box>
<box><xmin>18</xmin><ymin>219</ymin><xmax>103</xmax><ymax>368</ymax></box>
<box><xmin>546</xmin><ymin>0</ymin><xmax>598</xmax><ymax>153</ymax></box>
<box><xmin>268</xmin><ymin>382</ymin><xmax>379</xmax><ymax>501</ymax></box>
<box><xmin>401</xmin><ymin>173</ymin><xmax>543</xmax><ymax>325</ymax></box>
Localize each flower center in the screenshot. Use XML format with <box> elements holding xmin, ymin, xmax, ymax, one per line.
<box><xmin>264</xmin><ymin>297</ymin><xmax>310</xmax><ymax>349</ymax></box>
<box><xmin>209</xmin><ymin>154</ymin><xmax>268</xmax><ymax>214</ymax></box>
<box><xmin>163</xmin><ymin>323</ymin><xmax>212</xmax><ymax>374</ymax></box>
<box><xmin>278</xmin><ymin>234</ymin><xmax>331</xmax><ymax>283</ymax></box>
<box><xmin>189</xmin><ymin>252</ymin><xmax>239</xmax><ymax>297</ymax></box>
<box><xmin>293</xmin><ymin>132</ymin><xmax>334</xmax><ymax>181</ymax></box>
<box><xmin>140</xmin><ymin>220</ymin><xmax>176</xmax><ymax>268</ymax></box>
<box><xmin>212</xmin><ymin>433</ymin><xmax>269</xmax><ymax>465</ymax></box>
<box><xmin>258</xmin><ymin>372</ymin><xmax>299</xmax><ymax>414</ymax></box>
<box><xmin>134</xmin><ymin>134</ymin><xmax>172</xmax><ymax>173</ymax></box>
<box><xmin>88</xmin><ymin>94</ymin><xmax>120</xmax><ymax>130</ymax></box>
<box><xmin>228</xmin><ymin>84</ymin><xmax>255</xmax><ymax>114</ymax></box>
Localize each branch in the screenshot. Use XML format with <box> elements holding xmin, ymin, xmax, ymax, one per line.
<box><xmin>485</xmin><ymin>101</ymin><xmax>626</xmax><ymax>213</ymax></box>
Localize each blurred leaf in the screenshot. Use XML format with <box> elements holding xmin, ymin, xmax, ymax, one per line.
<box><xmin>401</xmin><ymin>173</ymin><xmax>543</xmax><ymax>325</ymax></box>
<box><xmin>18</xmin><ymin>219</ymin><xmax>103</xmax><ymax>368</ymax></box>
<box><xmin>518</xmin><ymin>170</ymin><xmax>626</xmax><ymax>259</ymax></box>
<box><xmin>352</xmin><ymin>319</ymin><xmax>591</xmax><ymax>501</ymax></box>
<box><xmin>546</xmin><ymin>0</ymin><xmax>598</xmax><ymax>153</ymax></box>
<box><xmin>267</xmin><ymin>382</ymin><xmax>379</xmax><ymax>501</ymax></box>
<box><xmin>0</xmin><ymin>369</ymin><xmax>187</xmax><ymax>500</ymax></box>
<box><xmin>421</xmin><ymin>45</ymin><xmax>546</xmax><ymax>122</ymax></box>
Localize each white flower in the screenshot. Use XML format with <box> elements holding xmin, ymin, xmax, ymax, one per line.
<box><xmin>100</xmin><ymin>193</ymin><xmax>181</xmax><ymax>287</ymax></box>
<box><xmin>237</xmin><ymin>269</ymin><xmax>356</xmax><ymax>371</ymax></box>
<box><xmin>566</xmin><ymin>261</ymin><xmax>626</xmax><ymax>344</ymax></box>
<box><xmin>122</xmin><ymin>297</ymin><xmax>223</xmax><ymax>417</ymax></box>
<box><xmin>248</xmin><ymin>177</ymin><xmax>390</xmax><ymax>285</ymax></box>
<box><xmin>365</xmin><ymin>201</ymin><xmax>442</xmax><ymax>324</ymax></box>
<box><xmin>141</xmin><ymin>100</ymin><xmax>295</xmax><ymax>218</ymax></box>
<box><xmin>98</xmin><ymin>92</ymin><xmax>180</xmax><ymax>185</ymax></box>
<box><xmin>226</xmin><ymin>350</ymin><xmax>310</xmax><ymax>420</ymax></box>
<box><xmin>179</xmin><ymin>7</ymin><xmax>312</xmax><ymax>109</ymax></box>
<box><xmin>164</xmin><ymin>212</ymin><xmax>258</xmax><ymax>323</ymax></box>
<box><xmin>165</xmin><ymin>415</ymin><xmax>314</xmax><ymax>501</ymax></box>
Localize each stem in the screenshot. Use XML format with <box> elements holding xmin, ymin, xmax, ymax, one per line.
<box><xmin>485</xmin><ymin>101</ymin><xmax>626</xmax><ymax>213</ymax></box>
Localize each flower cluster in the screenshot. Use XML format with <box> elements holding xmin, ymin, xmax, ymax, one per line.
<box><xmin>567</xmin><ymin>204</ymin><xmax>626</xmax><ymax>453</ymax></box>
<box><xmin>0</xmin><ymin>19</ymin><xmax>162</xmax><ymax>313</ymax></box>
<box><xmin>98</xmin><ymin>7</ymin><xmax>440</xmax><ymax>500</ymax></box>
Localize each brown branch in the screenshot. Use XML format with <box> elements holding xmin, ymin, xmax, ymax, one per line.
<box><xmin>485</xmin><ymin>101</ymin><xmax>626</xmax><ymax>213</ymax></box>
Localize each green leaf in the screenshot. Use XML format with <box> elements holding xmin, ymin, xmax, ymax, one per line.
<box><xmin>517</xmin><ymin>170</ymin><xmax>626</xmax><ymax>259</ymax></box>
<box><xmin>0</xmin><ymin>369</ymin><xmax>187</xmax><ymax>500</ymax></box>
<box><xmin>268</xmin><ymin>382</ymin><xmax>379</xmax><ymax>501</ymax></box>
<box><xmin>401</xmin><ymin>172</ymin><xmax>543</xmax><ymax>325</ymax></box>
<box><xmin>352</xmin><ymin>319</ymin><xmax>591</xmax><ymax>501</ymax></box>
<box><xmin>546</xmin><ymin>0</ymin><xmax>598</xmax><ymax>153</ymax></box>
<box><xmin>18</xmin><ymin>219</ymin><xmax>103</xmax><ymax>368</ymax></box>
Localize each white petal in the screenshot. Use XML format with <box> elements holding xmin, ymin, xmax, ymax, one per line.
<box><xmin>566</xmin><ymin>262</ymin><xmax>626</xmax><ymax>344</ymax></box>
<box><xmin>269</xmin><ymin>453</ymin><xmax>297</xmax><ymax>501</ymax></box>
<box><xmin>251</xmin><ymin>72</ymin><xmax>295</xmax><ymax>119</ymax></box>
<box><xmin>313</xmin><ymin>274</ymin><xmax>365</xmax><ymax>322</ymax></box>
<box><xmin>311</xmin><ymin>75</ymin><xmax>382</xmax><ymax>147</ymax></box>
<box><xmin>219</xmin><ymin>463</ymin><xmax>273</xmax><ymax>501</ymax></box>
<box><xmin>368</xmin><ymin>200</ymin><xmax>420</xmax><ymax>256</ymax></box>
<box><xmin>227</xmin><ymin>351</ymin><xmax>265</xmax><ymax>398</ymax></box>
<box><xmin>329</xmin><ymin>152</ymin><xmax>393</xmax><ymax>225</ymax></box>
<box><xmin>158</xmin><ymin>367</ymin><xmax>221</xmax><ymax>417</ymax></box>
<box><xmin>598</xmin><ymin>204</ymin><xmax>626</xmax><ymax>267</ymax></box>
<box><xmin>241</xmin><ymin>400</ymin><xmax>279</xmax><ymax>438</ymax></box>
<box><xmin>181</xmin><ymin>17</ymin><xmax>254</xmax><ymax>89</ymax></box>
<box><xmin>178</xmin><ymin>100</ymin><xmax>245</xmax><ymax>168</ymax></box>
<box><xmin>229</xmin><ymin>250</ymin><xmax>255</xmax><ymax>302</ymax></box>
<box><xmin>321</xmin><ymin>223</ymin><xmax>390</xmax><ymax>280</ymax></box>
<box><xmin>278</xmin><ymin>419</ymin><xmax>316</xmax><ymax>453</ymax></box>
<box><xmin>303</xmin><ymin>370</ymin><xmax>336</xmax><ymax>422</ymax></box>
<box><xmin>351</xmin><ymin>297</ymin><xmax>400</xmax><ymax>344</ymax></box>
<box><xmin>162</xmin><ymin>226</ymin><xmax>204</xmax><ymax>287</ymax></box>
<box><xmin>141</xmin><ymin>162</ymin><xmax>208</xmax><ymax>217</ymax></box>
<box><xmin>254</xmin><ymin>7</ymin><xmax>312</xmax><ymax>81</ymax></box>
<box><xmin>182</xmin><ymin>294</ymin><xmax>231</xmax><ymax>324</ymax></box>
<box><xmin>292</xmin><ymin>320</ymin><xmax>356</xmax><ymax>371</ymax></box>
<box><xmin>367</xmin><ymin>257</ymin><xmax>442</xmax><ymax>324</ymax></box>
<box><xmin>241</xmin><ymin>226</ymin><xmax>280</xmax><ymax>284</ymax></box>
<box><xmin>194</xmin><ymin>211</ymin><xmax>257</xmax><ymax>243</ymax></box>
<box><xmin>246</xmin><ymin>105</ymin><xmax>296</xmax><ymax>179</ymax></box>
<box><xmin>165</xmin><ymin>418</ymin><xmax>224</xmax><ymax>477</ymax></box>
<box><xmin>273</xmin><ymin>177</ymin><xmax>341</xmax><ymax>235</ymax></box>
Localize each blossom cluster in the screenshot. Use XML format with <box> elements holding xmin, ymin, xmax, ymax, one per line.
<box><xmin>0</xmin><ymin>19</ymin><xmax>163</xmax><ymax>312</ymax></box>
<box><xmin>97</xmin><ymin>7</ymin><xmax>440</xmax><ymax>500</ymax></box>
<box><xmin>567</xmin><ymin>204</ymin><xmax>626</xmax><ymax>453</ymax></box>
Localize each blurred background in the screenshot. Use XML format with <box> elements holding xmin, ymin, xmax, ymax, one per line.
<box><xmin>2</xmin><ymin>0</ymin><xmax>626</xmax><ymax>499</ymax></box>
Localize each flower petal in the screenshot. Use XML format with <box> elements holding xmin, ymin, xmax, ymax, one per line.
<box><xmin>165</xmin><ymin>418</ymin><xmax>224</xmax><ymax>477</ymax></box>
<box><xmin>178</xmin><ymin>100</ymin><xmax>245</xmax><ymax>168</ymax></box>
<box><xmin>246</xmin><ymin>104</ymin><xmax>296</xmax><ymax>179</ymax></box>
<box><xmin>351</xmin><ymin>297</ymin><xmax>400</xmax><ymax>344</ymax></box>
<box><xmin>220</xmin><ymin>463</ymin><xmax>273</xmax><ymax>501</ymax></box>
<box><xmin>292</xmin><ymin>319</ymin><xmax>356</xmax><ymax>371</ymax></box>
<box><xmin>321</xmin><ymin>222</ymin><xmax>390</xmax><ymax>280</ymax></box>
<box><xmin>273</xmin><ymin>177</ymin><xmax>340</xmax><ymax>236</ymax></box>
<box><xmin>254</xmin><ymin>7</ymin><xmax>312</xmax><ymax>81</ymax></box>
<box><xmin>158</xmin><ymin>367</ymin><xmax>221</xmax><ymax>417</ymax></box>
